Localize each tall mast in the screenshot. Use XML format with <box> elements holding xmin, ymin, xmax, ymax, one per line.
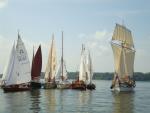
<box><xmin>61</xmin><ymin>31</ymin><xmax>64</xmax><ymax>81</ymax></box>
<box><xmin>49</xmin><ymin>34</ymin><xmax>54</xmax><ymax>81</ymax></box>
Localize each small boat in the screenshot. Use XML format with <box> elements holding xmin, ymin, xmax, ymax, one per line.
<box><xmin>110</xmin><ymin>23</ymin><xmax>136</xmax><ymax>92</ymax></box>
<box><xmin>31</xmin><ymin>45</ymin><xmax>42</xmax><ymax>89</ymax></box>
<box><xmin>56</xmin><ymin>32</ymin><xmax>71</xmax><ymax>89</ymax></box>
<box><xmin>1</xmin><ymin>33</ymin><xmax>31</xmax><ymax>92</ymax></box>
<box><xmin>43</xmin><ymin>34</ymin><xmax>57</xmax><ymax>89</ymax></box>
<box><xmin>56</xmin><ymin>61</ymin><xmax>71</xmax><ymax>89</ymax></box>
<box><xmin>71</xmin><ymin>78</ymin><xmax>86</xmax><ymax>90</ymax></box>
<box><xmin>86</xmin><ymin>50</ymin><xmax>96</xmax><ymax>90</ymax></box>
<box><xmin>71</xmin><ymin>45</ymin><xmax>87</xmax><ymax>90</ymax></box>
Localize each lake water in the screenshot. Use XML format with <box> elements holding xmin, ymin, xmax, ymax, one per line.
<box><xmin>0</xmin><ymin>80</ymin><xmax>150</xmax><ymax>113</ymax></box>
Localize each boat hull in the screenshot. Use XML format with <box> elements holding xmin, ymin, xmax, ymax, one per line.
<box><xmin>57</xmin><ymin>81</ymin><xmax>71</xmax><ymax>89</ymax></box>
<box><xmin>30</xmin><ymin>81</ymin><xmax>41</xmax><ymax>89</ymax></box>
<box><xmin>112</xmin><ymin>83</ymin><xmax>134</xmax><ymax>92</ymax></box>
<box><xmin>71</xmin><ymin>81</ymin><xmax>86</xmax><ymax>90</ymax></box>
<box><xmin>87</xmin><ymin>83</ymin><xmax>96</xmax><ymax>90</ymax></box>
<box><xmin>43</xmin><ymin>82</ymin><xmax>57</xmax><ymax>89</ymax></box>
<box><xmin>2</xmin><ymin>83</ymin><xmax>30</xmax><ymax>92</ymax></box>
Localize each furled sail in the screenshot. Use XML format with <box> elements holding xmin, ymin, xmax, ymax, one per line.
<box><xmin>45</xmin><ymin>35</ymin><xmax>57</xmax><ymax>82</ymax></box>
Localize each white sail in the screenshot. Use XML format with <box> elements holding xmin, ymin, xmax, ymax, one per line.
<box><xmin>124</xmin><ymin>48</ymin><xmax>135</xmax><ymax>77</ymax></box>
<box><xmin>112</xmin><ymin>24</ymin><xmax>134</xmax><ymax>48</ymax></box>
<box><xmin>86</xmin><ymin>50</ymin><xmax>93</xmax><ymax>84</ymax></box>
<box><xmin>55</xmin><ymin>59</ymin><xmax>68</xmax><ymax>81</ymax></box>
<box><xmin>2</xmin><ymin>43</ymin><xmax>16</xmax><ymax>85</ymax></box>
<box><xmin>79</xmin><ymin>46</ymin><xmax>87</xmax><ymax>82</ymax></box>
<box><xmin>15</xmin><ymin>35</ymin><xmax>31</xmax><ymax>84</ymax></box>
<box><xmin>2</xmin><ymin>34</ymin><xmax>31</xmax><ymax>85</ymax></box>
<box><xmin>111</xmin><ymin>23</ymin><xmax>135</xmax><ymax>79</ymax></box>
<box><xmin>45</xmin><ymin>35</ymin><xmax>57</xmax><ymax>82</ymax></box>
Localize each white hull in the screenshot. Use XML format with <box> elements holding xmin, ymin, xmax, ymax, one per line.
<box><xmin>57</xmin><ymin>80</ymin><xmax>71</xmax><ymax>89</ymax></box>
<box><xmin>112</xmin><ymin>83</ymin><xmax>134</xmax><ymax>92</ymax></box>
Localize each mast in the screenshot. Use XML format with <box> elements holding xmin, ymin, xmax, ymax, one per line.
<box><xmin>49</xmin><ymin>34</ymin><xmax>54</xmax><ymax>81</ymax></box>
<box><xmin>61</xmin><ymin>31</ymin><xmax>64</xmax><ymax>81</ymax></box>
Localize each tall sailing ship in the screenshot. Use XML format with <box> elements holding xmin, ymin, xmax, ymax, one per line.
<box><xmin>1</xmin><ymin>33</ymin><xmax>31</xmax><ymax>92</ymax></box>
<box><xmin>86</xmin><ymin>50</ymin><xmax>96</xmax><ymax>90</ymax></box>
<box><xmin>43</xmin><ymin>34</ymin><xmax>57</xmax><ymax>89</ymax></box>
<box><xmin>56</xmin><ymin>31</ymin><xmax>71</xmax><ymax>89</ymax></box>
<box><xmin>110</xmin><ymin>23</ymin><xmax>136</xmax><ymax>92</ymax></box>
<box><xmin>31</xmin><ymin>45</ymin><xmax>42</xmax><ymax>89</ymax></box>
<box><xmin>71</xmin><ymin>45</ymin><xmax>87</xmax><ymax>90</ymax></box>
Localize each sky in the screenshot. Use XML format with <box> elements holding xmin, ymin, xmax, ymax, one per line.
<box><xmin>0</xmin><ymin>0</ymin><xmax>150</xmax><ymax>73</ymax></box>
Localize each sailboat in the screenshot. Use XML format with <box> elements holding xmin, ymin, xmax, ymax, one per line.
<box><xmin>86</xmin><ymin>50</ymin><xmax>96</xmax><ymax>90</ymax></box>
<box><xmin>110</xmin><ymin>23</ymin><xmax>136</xmax><ymax>92</ymax></box>
<box><xmin>71</xmin><ymin>45</ymin><xmax>87</xmax><ymax>90</ymax></box>
<box><xmin>43</xmin><ymin>34</ymin><xmax>57</xmax><ymax>89</ymax></box>
<box><xmin>56</xmin><ymin>32</ymin><xmax>71</xmax><ymax>89</ymax></box>
<box><xmin>31</xmin><ymin>45</ymin><xmax>42</xmax><ymax>89</ymax></box>
<box><xmin>1</xmin><ymin>33</ymin><xmax>31</xmax><ymax>92</ymax></box>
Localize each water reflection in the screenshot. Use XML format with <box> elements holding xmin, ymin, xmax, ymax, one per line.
<box><xmin>30</xmin><ymin>90</ymin><xmax>41</xmax><ymax>113</ymax></box>
<box><xmin>77</xmin><ymin>90</ymin><xmax>93</xmax><ymax>112</ymax></box>
<box><xmin>4</xmin><ymin>92</ymin><xmax>31</xmax><ymax>113</ymax></box>
<box><xmin>112</xmin><ymin>92</ymin><xmax>135</xmax><ymax>113</ymax></box>
<box><xmin>58</xmin><ymin>90</ymin><xmax>65</xmax><ymax>112</ymax></box>
<box><xmin>78</xmin><ymin>91</ymin><xmax>92</xmax><ymax>106</ymax></box>
<box><xmin>44</xmin><ymin>89</ymin><xmax>56</xmax><ymax>112</ymax></box>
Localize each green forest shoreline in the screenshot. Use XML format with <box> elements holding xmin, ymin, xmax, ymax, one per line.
<box><xmin>1</xmin><ymin>72</ymin><xmax>150</xmax><ymax>81</ymax></box>
<box><xmin>67</xmin><ymin>72</ymin><xmax>150</xmax><ymax>81</ymax></box>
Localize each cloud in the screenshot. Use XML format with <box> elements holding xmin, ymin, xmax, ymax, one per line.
<box><xmin>0</xmin><ymin>0</ymin><xmax>8</xmax><ymax>8</ymax></box>
<box><xmin>85</xmin><ymin>30</ymin><xmax>112</xmax><ymax>56</ymax></box>
<box><xmin>78</xmin><ymin>30</ymin><xmax>114</xmax><ymax>72</ymax></box>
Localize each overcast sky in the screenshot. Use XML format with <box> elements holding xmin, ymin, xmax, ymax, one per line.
<box><xmin>0</xmin><ymin>0</ymin><xmax>150</xmax><ymax>73</ymax></box>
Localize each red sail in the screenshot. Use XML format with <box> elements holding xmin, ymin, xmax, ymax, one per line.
<box><xmin>31</xmin><ymin>45</ymin><xmax>42</xmax><ymax>81</ymax></box>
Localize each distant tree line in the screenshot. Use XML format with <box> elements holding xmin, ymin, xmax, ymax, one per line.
<box><xmin>67</xmin><ymin>72</ymin><xmax>150</xmax><ymax>81</ymax></box>
<box><xmin>1</xmin><ymin>72</ymin><xmax>150</xmax><ymax>81</ymax></box>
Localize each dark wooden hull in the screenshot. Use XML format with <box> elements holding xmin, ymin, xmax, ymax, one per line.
<box><xmin>87</xmin><ymin>83</ymin><xmax>96</xmax><ymax>90</ymax></box>
<box><xmin>43</xmin><ymin>82</ymin><xmax>57</xmax><ymax>89</ymax></box>
<box><xmin>71</xmin><ymin>80</ymin><xmax>86</xmax><ymax>90</ymax></box>
<box><xmin>3</xmin><ymin>84</ymin><xmax>30</xmax><ymax>92</ymax></box>
<box><xmin>31</xmin><ymin>82</ymin><xmax>41</xmax><ymax>89</ymax></box>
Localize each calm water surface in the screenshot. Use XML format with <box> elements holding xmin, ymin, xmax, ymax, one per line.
<box><xmin>0</xmin><ymin>80</ymin><xmax>150</xmax><ymax>113</ymax></box>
